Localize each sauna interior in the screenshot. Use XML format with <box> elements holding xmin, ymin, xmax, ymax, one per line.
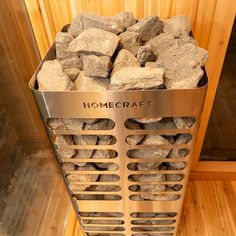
<box><xmin>0</xmin><ymin>1</ymin><xmax>236</xmax><ymax>236</ymax></box>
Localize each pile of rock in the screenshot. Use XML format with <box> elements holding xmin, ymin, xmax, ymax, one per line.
<box><xmin>37</xmin><ymin>11</ymin><xmax>208</xmax><ymax>232</ymax></box>
<box><xmin>37</xmin><ymin>12</ymin><xmax>208</xmax><ymax>91</ymax></box>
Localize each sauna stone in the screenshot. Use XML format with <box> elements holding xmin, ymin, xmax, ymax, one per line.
<box><xmin>134</xmin><ymin>118</ymin><xmax>162</xmax><ymax>124</ymax></box>
<box><xmin>173</xmin><ymin>117</ymin><xmax>195</xmax><ymax>129</ymax></box>
<box><xmin>63</xmin><ymin>68</ymin><xmax>80</xmax><ymax>81</ymax></box>
<box><xmin>168</xmin><ymin>134</ymin><xmax>191</xmax><ymax>169</ymax></box>
<box><xmin>84</xmin><ymin>119</ymin><xmax>114</xmax><ymax>130</ymax></box>
<box><xmin>74</xmin><ymin>72</ymin><xmax>109</xmax><ymax>91</ymax></box>
<box><xmin>54</xmin><ymin>135</ymin><xmax>76</xmax><ymax>158</ymax></box>
<box><xmin>37</xmin><ymin>60</ymin><xmax>73</xmax><ymax>91</ymax></box>
<box><xmin>125</xmin><ymin>120</ymin><xmax>144</xmax><ymax>145</ymax></box>
<box><xmin>118</xmin><ymin>31</ymin><xmax>141</xmax><ymax>55</ymax></box>
<box><xmin>111</xmin><ymin>49</ymin><xmax>139</xmax><ymax>76</ymax></box>
<box><xmin>55</xmin><ymin>32</ymin><xmax>75</xmax><ymax>59</ymax></box>
<box><xmin>137</xmin><ymin>44</ymin><xmax>156</xmax><ymax>66</ymax></box>
<box><xmin>83</xmin><ymin>55</ymin><xmax>111</xmax><ymax>78</ymax></box>
<box><xmin>145</xmin><ymin>31</ymin><xmax>195</xmax><ymax>57</ymax></box>
<box><xmin>164</xmin><ymin>15</ymin><xmax>192</xmax><ymax>34</ymax></box>
<box><xmin>68</xmin><ymin>12</ymin><xmax>124</xmax><ymax>37</ymax></box>
<box><xmin>68</xmin><ymin>28</ymin><xmax>120</xmax><ymax>57</ymax></box>
<box><xmin>112</xmin><ymin>11</ymin><xmax>136</xmax><ymax>29</ymax></box>
<box><xmin>61</xmin><ymin>162</ymin><xmax>75</xmax><ymax>171</ymax></box>
<box><xmin>127</xmin><ymin>16</ymin><xmax>163</xmax><ymax>41</ymax></box>
<box><xmin>73</xmin><ymin>135</ymin><xmax>98</xmax><ymax>160</ymax></box>
<box><xmin>48</xmin><ymin>118</ymin><xmax>84</xmax><ymax>130</ymax></box>
<box><xmin>110</xmin><ymin>67</ymin><xmax>164</xmax><ymax>90</ymax></box>
<box><xmin>143</xmin><ymin>118</ymin><xmax>177</xmax><ymax>130</ymax></box>
<box><xmin>60</xmin><ymin>56</ymin><xmax>83</xmax><ymax>70</ymax></box>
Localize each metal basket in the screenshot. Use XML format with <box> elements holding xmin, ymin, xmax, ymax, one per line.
<box><xmin>29</xmin><ymin>38</ymin><xmax>208</xmax><ymax>236</ymax></box>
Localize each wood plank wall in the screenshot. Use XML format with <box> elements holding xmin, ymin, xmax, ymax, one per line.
<box><xmin>24</xmin><ymin>0</ymin><xmax>236</xmax><ymax>170</ymax></box>
<box><xmin>0</xmin><ymin>0</ymin><xmax>47</xmax><ymax>141</ymax></box>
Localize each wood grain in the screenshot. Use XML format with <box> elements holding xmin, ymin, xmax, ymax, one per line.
<box><xmin>64</xmin><ymin>180</ymin><xmax>236</xmax><ymax>236</ymax></box>
<box><xmin>0</xmin><ymin>0</ymin><xmax>46</xmax><ymax>141</ymax></box>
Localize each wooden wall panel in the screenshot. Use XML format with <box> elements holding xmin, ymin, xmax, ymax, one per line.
<box><xmin>25</xmin><ymin>0</ymin><xmax>198</xmax><ymax>58</ymax></box>
<box><xmin>0</xmin><ymin>0</ymin><xmax>46</xmax><ymax>140</ymax></box>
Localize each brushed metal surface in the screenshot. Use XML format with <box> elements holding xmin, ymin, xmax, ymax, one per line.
<box><xmin>29</xmin><ymin>38</ymin><xmax>208</xmax><ymax>236</ymax></box>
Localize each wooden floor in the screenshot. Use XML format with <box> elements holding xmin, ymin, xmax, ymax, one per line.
<box><xmin>64</xmin><ymin>181</ymin><xmax>236</xmax><ymax>236</ymax></box>
<box><xmin>202</xmin><ymin>52</ymin><xmax>236</xmax><ymax>161</ymax></box>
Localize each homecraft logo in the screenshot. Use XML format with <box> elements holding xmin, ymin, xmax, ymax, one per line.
<box><xmin>83</xmin><ymin>101</ymin><xmax>152</xmax><ymax>109</ymax></box>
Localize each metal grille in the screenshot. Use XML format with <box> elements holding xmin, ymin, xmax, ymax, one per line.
<box><xmin>29</xmin><ymin>45</ymin><xmax>208</xmax><ymax>236</ymax></box>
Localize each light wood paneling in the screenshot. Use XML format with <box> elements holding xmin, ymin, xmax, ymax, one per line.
<box><xmin>24</xmin><ymin>0</ymin><xmax>236</xmax><ymax>174</ymax></box>
<box><xmin>64</xmin><ymin>180</ymin><xmax>236</xmax><ymax>236</ymax></box>
<box><xmin>0</xmin><ymin>0</ymin><xmax>47</xmax><ymax>140</ymax></box>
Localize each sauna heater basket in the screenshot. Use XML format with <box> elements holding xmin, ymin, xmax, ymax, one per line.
<box><xmin>29</xmin><ymin>42</ymin><xmax>208</xmax><ymax>236</ymax></box>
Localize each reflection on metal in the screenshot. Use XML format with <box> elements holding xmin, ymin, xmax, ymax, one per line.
<box><xmin>29</xmin><ymin>41</ymin><xmax>208</xmax><ymax>236</ymax></box>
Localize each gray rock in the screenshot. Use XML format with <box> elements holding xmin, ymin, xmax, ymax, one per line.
<box><xmin>110</xmin><ymin>67</ymin><xmax>164</xmax><ymax>90</ymax></box>
<box><xmin>134</xmin><ymin>118</ymin><xmax>162</xmax><ymax>124</ymax></box>
<box><xmin>140</xmin><ymin>184</ymin><xmax>166</xmax><ymax>201</ymax></box>
<box><xmin>164</xmin><ymin>16</ymin><xmax>191</xmax><ymax>34</ymax></box>
<box><xmin>156</xmin><ymin>43</ymin><xmax>208</xmax><ymax>71</ymax></box>
<box><xmin>111</xmin><ymin>49</ymin><xmax>139</xmax><ymax>76</ymax></box>
<box><xmin>68</xmin><ymin>12</ymin><xmax>124</xmax><ymax>37</ymax></box>
<box><xmin>146</xmin><ymin>31</ymin><xmax>195</xmax><ymax>56</ymax></box>
<box><xmin>54</xmin><ymin>135</ymin><xmax>76</xmax><ymax>158</ymax></box>
<box><xmin>37</xmin><ymin>60</ymin><xmax>73</xmax><ymax>91</ymax></box>
<box><xmin>137</xmin><ymin>45</ymin><xmax>157</xmax><ymax>66</ymax></box>
<box><xmin>118</xmin><ymin>31</ymin><xmax>141</xmax><ymax>55</ymax></box>
<box><xmin>63</xmin><ymin>67</ymin><xmax>80</xmax><ymax>81</ymax></box>
<box><xmin>166</xmin><ymin>171</ymin><xmax>183</xmax><ymax>188</ymax></box>
<box><xmin>83</xmin><ymin>55</ymin><xmax>111</xmax><ymax>78</ymax></box>
<box><xmin>84</xmin><ymin>119</ymin><xmax>114</xmax><ymax>130</ymax></box>
<box><xmin>131</xmin><ymin>135</ymin><xmax>170</xmax><ymax>170</ymax></box>
<box><xmin>48</xmin><ymin>118</ymin><xmax>84</xmax><ymax>130</ymax></box>
<box><xmin>173</xmin><ymin>117</ymin><xmax>195</xmax><ymax>129</ymax></box>
<box><xmin>55</xmin><ymin>32</ymin><xmax>75</xmax><ymax>59</ymax></box>
<box><xmin>112</xmin><ymin>12</ymin><xmax>136</xmax><ymax>29</ymax></box>
<box><xmin>131</xmin><ymin>173</ymin><xmax>165</xmax><ymax>182</ymax></box>
<box><xmin>99</xmin><ymin>174</ymin><xmax>120</xmax><ymax>182</ymax></box>
<box><xmin>165</xmin><ymin>63</ymin><xmax>204</xmax><ymax>89</ymax></box>
<box><xmin>92</xmin><ymin>135</ymin><xmax>117</xmax><ymax>169</ymax></box>
<box><xmin>127</xmin><ymin>16</ymin><xmax>163</xmax><ymax>41</ymax></box>
<box><xmin>73</xmin><ymin>135</ymin><xmax>98</xmax><ymax>162</ymax></box>
<box><xmin>143</xmin><ymin>118</ymin><xmax>177</xmax><ymax>130</ymax></box>
<box><xmin>74</xmin><ymin>72</ymin><xmax>109</xmax><ymax>91</ymax></box>
<box><xmin>168</xmin><ymin>134</ymin><xmax>192</xmax><ymax>169</ymax></box>
<box><xmin>125</xmin><ymin>120</ymin><xmax>144</xmax><ymax>145</ymax></box>
<box><xmin>61</xmin><ymin>162</ymin><xmax>75</xmax><ymax>171</ymax></box>
<box><xmin>68</xmin><ymin>28</ymin><xmax>120</xmax><ymax>57</ymax></box>
<box><xmin>60</xmin><ymin>56</ymin><xmax>83</xmax><ymax>70</ymax></box>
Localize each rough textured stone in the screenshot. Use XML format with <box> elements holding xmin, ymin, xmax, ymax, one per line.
<box><xmin>125</xmin><ymin>120</ymin><xmax>144</xmax><ymax>145</ymax></box>
<box><xmin>134</xmin><ymin>118</ymin><xmax>162</xmax><ymax>124</ymax></box>
<box><xmin>61</xmin><ymin>162</ymin><xmax>75</xmax><ymax>171</ymax></box>
<box><xmin>63</xmin><ymin>67</ymin><xmax>80</xmax><ymax>81</ymax></box>
<box><xmin>48</xmin><ymin>118</ymin><xmax>84</xmax><ymax>130</ymax></box>
<box><xmin>127</xmin><ymin>16</ymin><xmax>163</xmax><ymax>41</ymax></box>
<box><xmin>137</xmin><ymin>45</ymin><xmax>157</xmax><ymax>66</ymax></box>
<box><xmin>118</xmin><ymin>31</ymin><xmax>141</xmax><ymax>55</ymax></box>
<box><xmin>168</xmin><ymin>134</ymin><xmax>192</xmax><ymax>169</ymax></box>
<box><xmin>112</xmin><ymin>12</ymin><xmax>136</xmax><ymax>29</ymax></box>
<box><xmin>92</xmin><ymin>135</ymin><xmax>117</xmax><ymax>169</ymax></box>
<box><xmin>83</xmin><ymin>55</ymin><xmax>111</xmax><ymax>78</ymax></box>
<box><xmin>37</xmin><ymin>60</ymin><xmax>73</xmax><ymax>91</ymax></box>
<box><xmin>74</xmin><ymin>72</ymin><xmax>109</xmax><ymax>91</ymax></box>
<box><xmin>140</xmin><ymin>184</ymin><xmax>166</xmax><ymax>200</ymax></box>
<box><xmin>143</xmin><ymin>118</ymin><xmax>176</xmax><ymax>130</ymax></box>
<box><xmin>174</xmin><ymin>117</ymin><xmax>195</xmax><ymax>129</ymax></box>
<box><xmin>110</xmin><ymin>67</ymin><xmax>164</xmax><ymax>90</ymax></box>
<box><xmin>111</xmin><ymin>49</ymin><xmax>139</xmax><ymax>76</ymax></box>
<box><xmin>60</xmin><ymin>56</ymin><xmax>83</xmax><ymax>70</ymax></box>
<box><xmin>164</xmin><ymin>16</ymin><xmax>191</xmax><ymax>34</ymax></box>
<box><xmin>67</xmin><ymin>164</ymin><xmax>99</xmax><ymax>191</ymax></box>
<box><xmin>131</xmin><ymin>173</ymin><xmax>165</xmax><ymax>182</ymax></box>
<box><xmin>146</xmin><ymin>31</ymin><xmax>196</xmax><ymax>56</ymax></box>
<box><xmin>99</xmin><ymin>174</ymin><xmax>120</xmax><ymax>182</ymax></box>
<box><xmin>68</xmin><ymin>12</ymin><xmax>124</xmax><ymax>37</ymax></box>
<box><xmin>84</xmin><ymin>119</ymin><xmax>114</xmax><ymax>130</ymax></box>
<box><xmin>68</xmin><ymin>28</ymin><xmax>120</xmax><ymax>57</ymax></box>
<box><xmin>165</xmin><ymin>63</ymin><xmax>204</xmax><ymax>89</ymax></box>
<box><xmin>54</xmin><ymin>135</ymin><xmax>76</xmax><ymax>158</ymax></box>
<box><xmin>129</xmin><ymin>135</ymin><xmax>170</xmax><ymax>170</ymax></box>
<box><xmin>73</xmin><ymin>135</ymin><xmax>98</xmax><ymax>162</ymax></box>
<box><xmin>55</xmin><ymin>32</ymin><xmax>75</xmax><ymax>59</ymax></box>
